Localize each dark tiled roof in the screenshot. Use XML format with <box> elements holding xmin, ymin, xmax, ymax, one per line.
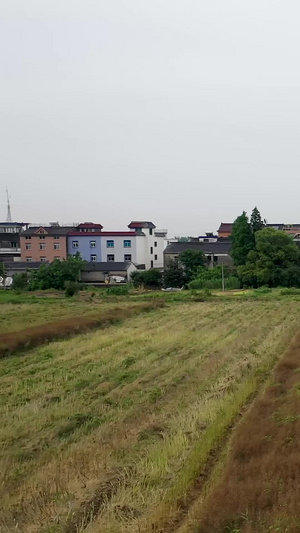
<box><xmin>0</xmin><ymin>222</ymin><xmax>26</xmax><ymax>226</ymax></box>
<box><xmin>128</xmin><ymin>221</ymin><xmax>156</xmax><ymax>229</ymax></box>
<box><xmin>82</xmin><ymin>262</ymin><xmax>133</xmax><ymax>272</ymax></box>
<box><xmin>266</xmin><ymin>224</ymin><xmax>284</xmax><ymax>230</ymax></box>
<box><xmin>4</xmin><ymin>262</ymin><xmax>46</xmax><ymax>270</ymax></box>
<box><xmin>164</xmin><ymin>241</ymin><xmax>231</xmax><ymax>255</ymax></box>
<box><xmin>21</xmin><ymin>226</ymin><xmax>75</xmax><ymax>236</ymax></box>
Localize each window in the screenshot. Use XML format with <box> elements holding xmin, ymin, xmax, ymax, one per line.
<box><xmin>154</xmin><ymin>254</ymin><xmax>157</xmax><ymax>260</ymax></box>
<box><xmin>40</xmin><ymin>243</ymin><xmax>46</xmax><ymax>250</ymax></box>
<box><xmin>107</xmin><ymin>240</ymin><xmax>114</xmax><ymax>248</ymax></box>
<box><xmin>90</xmin><ymin>241</ymin><xmax>96</xmax><ymax>248</ymax></box>
<box><xmin>123</xmin><ymin>240</ymin><xmax>131</xmax><ymax>248</ymax></box>
<box><xmin>40</xmin><ymin>257</ymin><xmax>47</xmax><ymax>262</ymax></box>
<box><xmin>54</xmin><ymin>256</ymin><xmax>60</xmax><ymax>260</ymax></box>
<box><xmin>54</xmin><ymin>243</ymin><xmax>60</xmax><ymax>250</ymax></box>
<box><xmin>150</xmin><ymin>246</ymin><xmax>153</xmax><ymax>254</ymax></box>
<box><xmin>25</xmin><ymin>236</ymin><xmax>31</xmax><ymax>240</ymax></box>
<box><xmin>11</xmin><ymin>242</ymin><xmax>17</xmax><ymax>248</ymax></box>
<box><xmin>90</xmin><ymin>254</ymin><xmax>97</xmax><ymax>262</ymax></box>
<box><xmin>149</xmin><ymin>229</ymin><xmax>153</xmax><ymax>235</ymax></box>
<box><xmin>26</xmin><ymin>257</ymin><xmax>32</xmax><ymax>262</ymax></box>
<box><xmin>154</xmin><ymin>241</ymin><xmax>157</xmax><ymax>247</ymax></box>
<box><xmin>124</xmin><ymin>254</ymin><xmax>132</xmax><ymax>262</ymax></box>
<box><xmin>39</xmin><ymin>235</ymin><xmax>45</xmax><ymax>240</ymax></box>
<box><xmin>72</xmin><ymin>241</ymin><xmax>78</xmax><ymax>248</ymax></box>
<box><xmin>54</xmin><ymin>236</ymin><xmax>60</xmax><ymax>240</ymax></box>
<box><xmin>151</xmin><ymin>260</ymin><xmax>153</xmax><ymax>268</ymax></box>
<box><xmin>26</xmin><ymin>243</ymin><xmax>31</xmax><ymax>250</ymax></box>
<box><xmin>107</xmin><ymin>254</ymin><xmax>115</xmax><ymax>262</ymax></box>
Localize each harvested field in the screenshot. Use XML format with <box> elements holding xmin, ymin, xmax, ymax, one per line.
<box><xmin>0</xmin><ymin>300</ymin><xmax>165</xmax><ymax>357</ymax></box>
<box><xmin>195</xmin><ymin>329</ymin><xmax>300</xmax><ymax>533</ymax></box>
<box><xmin>0</xmin><ymin>290</ymin><xmax>136</xmax><ymax>334</ymax></box>
<box><xmin>1</xmin><ymin>298</ymin><xmax>300</xmax><ymax>532</ymax></box>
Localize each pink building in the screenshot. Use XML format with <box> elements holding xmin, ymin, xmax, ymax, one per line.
<box><xmin>20</xmin><ymin>225</ymin><xmax>74</xmax><ymax>263</ymax></box>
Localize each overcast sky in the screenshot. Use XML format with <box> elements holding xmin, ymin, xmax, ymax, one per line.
<box><xmin>1</xmin><ymin>1</ymin><xmax>300</xmax><ymax>235</ymax></box>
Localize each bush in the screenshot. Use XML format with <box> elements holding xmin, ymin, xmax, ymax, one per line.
<box><xmin>188</xmin><ymin>269</ymin><xmax>240</xmax><ymax>291</ymax></box>
<box><xmin>104</xmin><ymin>285</ymin><xmax>129</xmax><ymax>295</ymax></box>
<box><xmin>191</xmin><ymin>288</ymin><xmax>212</xmax><ymax>301</ymax></box>
<box><xmin>280</xmin><ymin>288</ymin><xmax>300</xmax><ymax>296</ymax></box>
<box><xmin>131</xmin><ymin>269</ymin><xmax>162</xmax><ymax>289</ymax></box>
<box><xmin>225</xmin><ymin>276</ymin><xmax>241</xmax><ymax>290</ymax></box>
<box><xmin>65</xmin><ymin>281</ymin><xmax>80</xmax><ymax>297</ymax></box>
<box><xmin>12</xmin><ymin>272</ymin><xmax>29</xmax><ymax>290</ymax></box>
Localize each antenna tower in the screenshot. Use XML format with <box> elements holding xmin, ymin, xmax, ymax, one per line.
<box><xmin>6</xmin><ymin>188</ymin><xmax>12</xmax><ymax>222</ymax></box>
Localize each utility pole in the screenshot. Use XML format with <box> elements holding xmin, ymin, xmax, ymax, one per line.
<box><xmin>6</xmin><ymin>188</ymin><xmax>12</xmax><ymax>222</ymax></box>
<box><xmin>221</xmin><ymin>262</ymin><xmax>225</xmax><ymax>292</ymax></box>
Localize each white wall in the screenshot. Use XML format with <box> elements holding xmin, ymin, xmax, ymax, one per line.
<box><xmin>98</xmin><ymin>228</ymin><xmax>166</xmax><ymax>269</ymax></box>
<box><xmin>100</xmin><ymin>236</ymin><xmax>137</xmax><ymax>263</ymax></box>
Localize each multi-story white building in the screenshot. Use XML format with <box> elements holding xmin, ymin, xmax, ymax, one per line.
<box><xmin>67</xmin><ymin>221</ymin><xmax>167</xmax><ymax>269</ymax></box>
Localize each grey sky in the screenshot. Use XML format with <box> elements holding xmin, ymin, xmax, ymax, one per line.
<box><xmin>1</xmin><ymin>1</ymin><xmax>300</xmax><ymax>235</ymax></box>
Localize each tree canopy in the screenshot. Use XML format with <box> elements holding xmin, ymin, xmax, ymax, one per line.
<box><xmin>250</xmin><ymin>206</ymin><xmax>265</xmax><ymax>233</ymax></box>
<box><xmin>230</xmin><ymin>211</ymin><xmax>254</xmax><ymax>266</ymax></box>
<box><xmin>163</xmin><ymin>258</ymin><xmax>185</xmax><ymax>288</ymax></box>
<box><xmin>29</xmin><ymin>254</ymin><xmax>85</xmax><ymax>291</ymax></box>
<box><xmin>179</xmin><ymin>249</ymin><xmax>207</xmax><ymax>283</ymax></box>
<box><xmin>238</xmin><ymin>228</ymin><xmax>300</xmax><ymax>287</ymax></box>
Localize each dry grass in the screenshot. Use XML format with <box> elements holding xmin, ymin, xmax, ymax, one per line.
<box><xmin>197</xmin><ymin>330</ymin><xmax>300</xmax><ymax>533</ymax></box>
<box><xmin>0</xmin><ymin>291</ymin><xmax>137</xmax><ymax>334</ymax></box>
<box><xmin>0</xmin><ymin>299</ymin><xmax>300</xmax><ymax>532</ymax></box>
<box><xmin>0</xmin><ymin>300</ymin><xmax>165</xmax><ymax>357</ymax></box>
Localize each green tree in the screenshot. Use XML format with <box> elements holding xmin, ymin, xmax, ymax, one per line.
<box><xmin>163</xmin><ymin>258</ymin><xmax>185</xmax><ymax>288</ymax></box>
<box><xmin>179</xmin><ymin>249</ymin><xmax>207</xmax><ymax>284</ymax></box>
<box><xmin>238</xmin><ymin>228</ymin><xmax>300</xmax><ymax>287</ymax></box>
<box><xmin>130</xmin><ymin>271</ymin><xmax>144</xmax><ymax>288</ymax></box>
<box><xmin>29</xmin><ymin>253</ymin><xmax>85</xmax><ymax>291</ymax></box>
<box><xmin>250</xmin><ymin>206</ymin><xmax>265</xmax><ymax>233</ymax></box>
<box><xmin>230</xmin><ymin>212</ymin><xmax>254</xmax><ymax>266</ymax></box>
<box><xmin>12</xmin><ymin>272</ymin><xmax>29</xmax><ymax>290</ymax></box>
<box><xmin>131</xmin><ymin>269</ymin><xmax>162</xmax><ymax>288</ymax></box>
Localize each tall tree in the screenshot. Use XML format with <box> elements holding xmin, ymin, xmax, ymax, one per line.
<box><xmin>179</xmin><ymin>249</ymin><xmax>207</xmax><ymax>284</ymax></box>
<box><xmin>163</xmin><ymin>258</ymin><xmax>185</xmax><ymax>288</ymax></box>
<box><xmin>250</xmin><ymin>206</ymin><xmax>265</xmax><ymax>233</ymax></box>
<box><xmin>238</xmin><ymin>228</ymin><xmax>300</xmax><ymax>287</ymax></box>
<box><xmin>230</xmin><ymin>212</ymin><xmax>254</xmax><ymax>266</ymax></box>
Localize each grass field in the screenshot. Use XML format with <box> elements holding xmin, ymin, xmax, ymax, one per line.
<box><xmin>1</xmin><ymin>295</ymin><xmax>300</xmax><ymax>532</ymax></box>
<box><xmin>0</xmin><ymin>290</ymin><xmax>137</xmax><ymax>334</ymax></box>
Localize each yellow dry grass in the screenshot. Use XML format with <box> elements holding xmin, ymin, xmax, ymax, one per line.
<box><xmin>1</xmin><ymin>299</ymin><xmax>300</xmax><ymax>532</ymax></box>
<box><xmin>0</xmin><ymin>292</ymin><xmax>133</xmax><ymax>334</ymax></box>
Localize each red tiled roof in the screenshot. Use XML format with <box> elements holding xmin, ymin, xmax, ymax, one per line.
<box><xmin>128</xmin><ymin>221</ymin><xmax>156</xmax><ymax>229</ymax></box>
<box><xmin>218</xmin><ymin>223</ymin><xmax>233</xmax><ymax>233</ymax></box>
<box><xmin>68</xmin><ymin>231</ymin><xmax>138</xmax><ymax>237</ymax></box>
<box><xmin>77</xmin><ymin>223</ymin><xmax>103</xmax><ymax>229</ymax></box>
